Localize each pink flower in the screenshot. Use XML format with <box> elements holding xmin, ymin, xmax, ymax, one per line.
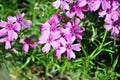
<box><xmin>0</xmin><ymin>36</ymin><xmax>11</xmax><ymax>50</ymax></box>
<box><xmin>63</xmin><ymin>18</ymin><xmax>85</xmax><ymax>40</ymax></box>
<box><xmin>55</xmin><ymin>36</ymin><xmax>81</xmax><ymax>59</ymax></box>
<box><xmin>20</xmin><ymin>35</ymin><xmax>37</xmax><ymax>52</ymax></box>
<box><xmin>39</xmin><ymin>31</ymin><xmax>61</xmax><ymax>53</ymax></box>
<box><xmin>66</xmin><ymin>4</ymin><xmax>88</xmax><ymax>19</ymax></box>
<box><xmin>104</xmin><ymin>18</ymin><xmax>120</xmax><ymax>40</ymax></box>
<box><xmin>16</xmin><ymin>13</ymin><xmax>32</xmax><ymax>28</ymax></box>
<box><xmin>40</xmin><ymin>13</ymin><xmax>61</xmax><ymax>33</ymax></box>
<box><xmin>52</xmin><ymin>0</ymin><xmax>73</xmax><ymax>10</ymax></box>
<box><xmin>0</xmin><ymin>16</ymin><xmax>20</xmax><ymax>40</ymax></box>
<box><xmin>99</xmin><ymin>1</ymin><xmax>120</xmax><ymax>23</ymax></box>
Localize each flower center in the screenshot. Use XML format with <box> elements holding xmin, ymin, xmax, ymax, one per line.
<box><xmin>17</xmin><ymin>18</ymin><xmax>22</xmax><ymax>23</ymax></box>
<box><xmin>6</xmin><ymin>23</ymin><xmax>13</xmax><ymax>30</ymax></box>
<box><xmin>50</xmin><ymin>27</ymin><xmax>55</xmax><ymax>32</ymax></box>
<box><xmin>47</xmin><ymin>36</ymin><xmax>53</xmax><ymax>43</ymax></box>
<box><xmin>66</xmin><ymin>43</ymin><xmax>71</xmax><ymax>49</ymax></box>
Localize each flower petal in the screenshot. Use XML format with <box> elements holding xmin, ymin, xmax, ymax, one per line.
<box><xmin>0</xmin><ymin>28</ymin><xmax>7</xmax><ymax>36</ymax></box>
<box><xmin>23</xmin><ymin>20</ymin><xmax>32</xmax><ymax>28</ymax></box>
<box><xmin>5</xmin><ymin>41</ymin><xmax>11</xmax><ymax>50</ymax></box>
<box><xmin>22</xmin><ymin>44</ymin><xmax>29</xmax><ymax>52</ymax></box>
<box><xmin>42</xmin><ymin>43</ymin><xmax>51</xmax><ymax>53</ymax></box>
<box><xmin>72</xmin><ymin>44</ymin><xmax>81</xmax><ymax>51</ymax></box>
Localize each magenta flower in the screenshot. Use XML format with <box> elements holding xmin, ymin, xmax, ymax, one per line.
<box><xmin>16</xmin><ymin>13</ymin><xmax>32</xmax><ymax>28</ymax></box>
<box><xmin>39</xmin><ymin>31</ymin><xmax>61</xmax><ymax>53</ymax></box>
<box><xmin>77</xmin><ymin>0</ymin><xmax>101</xmax><ymax>11</ymax></box>
<box><xmin>99</xmin><ymin>1</ymin><xmax>120</xmax><ymax>23</ymax></box>
<box><xmin>0</xmin><ymin>36</ymin><xmax>12</xmax><ymax>50</ymax></box>
<box><xmin>66</xmin><ymin>4</ymin><xmax>87</xmax><ymax>19</ymax></box>
<box><xmin>40</xmin><ymin>13</ymin><xmax>61</xmax><ymax>33</ymax></box>
<box><xmin>52</xmin><ymin>0</ymin><xmax>73</xmax><ymax>10</ymax></box>
<box><xmin>20</xmin><ymin>35</ymin><xmax>37</xmax><ymax>52</ymax></box>
<box><xmin>87</xmin><ymin>0</ymin><xmax>101</xmax><ymax>11</ymax></box>
<box><xmin>104</xmin><ymin>18</ymin><xmax>120</xmax><ymax>40</ymax></box>
<box><xmin>55</xmin><ymin>36</ymin><xmax>81</xmax><ymax>59</ymax></box>
<box><xmin>64</xmin><ymin>18</ymin><xmax>85</xmax><ymax>40</ymax></box>
<box><xmin>0</xmin><ymin>16</ymin><xmax>20</xmax><ymax>40</ymax></box>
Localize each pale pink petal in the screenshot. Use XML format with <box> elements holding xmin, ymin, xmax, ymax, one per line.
<box><xmin>22</xmin><ymin>43</ymin><xmax>29</xmax><ymax>52</ymax></box>
<box><xmin>13</xmin><ymin>23</ymin><xmax>21</xmax><ymax>31</ymax></box>
<box><xmin>89</xmin><ymin>1</ymin><xmax>101</xmax><ymax>11</ymax></box>
<box><xmin>5</xmin><ymin>41</ymin><xmax>11</xmax><ymax>50</ymax></box>
<box><xmin>23</xmin><ymin>20</ymin><xmax>32</xmax><ymax>28</ymax></box>
<box><xmin>20</xmin><ymin>39</ymin><xmax>25</xmax><ymax>43</ymax></box>
<box><xmin>42</xmin><ymin>43</ymin><xmax>51</xmax><ymax>53</ymax></box>
<box><xmin>52</xmin><ymin>0</ymin><xmax>61</xmax><ymax>9</ymax></box>
<box><xmin>30</xmin><ymin>42</ymin><xmax>37</xmax><ymax>48</ymax></box>
<box><xmin>7</xmin><ymin>16</ymin><xmax>16</xmax><ymax>23</ymax></box>
<box><xmin>59</xmin><ymin>37</ymin><xmax>67</xmax><ymax>46</ymax></box>
<box><xmin>41</xmin><ymin>22</ymin><xmax>51</xmax><ymax>31</ymax></box>
<box><xmin>53</xmin><ymin>31</ymin><xmax>61</xmax><ymax>40</ymax></box>
<box><xmin>67</xmin><ymin>49</ymin><xmax>75</xmax><ymax>59</ymax></box>
<box><xmin>72</xmin><ymin>44</ymin><xmax>81</xmax><ymax>51</ymax></box>
<box><xmin>105</xmin><ymin>14</ymin><xmax>111</xmax><ymax>23</ymax></box>
<box><xmin>65</xmin><ymin>22</ymin><xmax>72</xmax><ymax>28</ymax></box>
<box><xmin>102</xmin><ymin>0</ymin><xmax>111</xmax><ymax>10</ymax></box>
<box><xmin>0</xmin><ymin>28</ymin><xmax>7</xmax><ymax>36</ymax></box>
<box><xmin>104</xmin><ymin>25</ymin><xmax>112</xmax><ymax>31</ymax></box>
<box><xmin>8</xmin><ymin>30</ymin><xmax>18</xmax><ymax>40</ymax></box>
<box><xmin>76</xmin><ymin>10</ymin><xmax>84</xmax><ymax>19</ymax></box>
<box><xmin>99</xmin><ymin>11</ymin><xmax>106</xmax><ymax>17</ymax></box>
<box><xmin>111</xmin><ymin>11</ymin><xmax>119</xmax><ymax>21</ymax></box>
<box><xmin>51</xmin><ymin>41</ymin><xmax>60</xmax><ymax>49</ymax></box>
<box><xmin>78</xmin><ymin>0</ymin><xmax>87</xmax><ymax>7</ymax></box>
<box><xmin>66</xmin><ymin>11</ymin><xmax>75</xmax><ymax>18</ymax></box>
<box><xmin>0</xmin><ymin>37</ymin><xmax>6</xmax><ymax>42</ymax></box>
<box><xmin>55</xmin><ymin>47</ymin><xmax>66</xmax><ymax>58</ymax></box>
<box><xmin>0</xmin><ymin>21</ymin><xmax>7</xmax><ymax>27</ymax></box>
<box><xmin>61</xmin><ymin>2</ymin><xmax>69</xmax><ymax>10</ymax></box>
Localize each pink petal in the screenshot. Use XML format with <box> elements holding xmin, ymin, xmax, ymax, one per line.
<box><xmin>20</xmin><ymin>39</ymin><xmax>25</xmax><ymax>43</ymax></box>
<box><xmin>0</xmin><ymin>37</ymin><xmax>6</xmax><ymax>42</ymax></box>
<box><xmin>23</xmin><ymin>20</ymin><xmax>32</xmax><ymax>28</ymax></box>
<box><xmin>8</xmin><ymin>30</ymin><xmax>18</xmax><ymax>40</ymax></box>
<box><xmin>105</xmin><ymin>14</ymin><xmax>111</xmax><ymax>23</ymax></box>
<box><xmin>0</xmin><ymin>21</ymin><xmax>7</xmax><ymax>27</ymax></box>
<box><xmin>66</xmin><ymin>11</ymin><xmax>75</xmax><ymax>18</ymax></box>
<box><xmin>72</xmin><ymin>44</ymin><xmax>81</xmax><ymax>51</ymax></box>
<box><xmin>104</xmin><ymin>25</ymin><xmax>112</xmax><ymax>31</ymax></box>
<box><xmin>61</xmin><ymin>2</ymin><xmax>69</xmax><ymax>10</ymax></box>
<box><xmin>59</xmin><ymin>37</ymin><xmax>67</xmax><ymax>46</ymax></box>
<box><xmin>67</xmin><ymin>49</ymin><xmax>75</xmax><ymax>59</ymax></box>
<box><xmin>5</xmin><ymin>41</ymin><xmax>11</xmax><ymax>50</ymax></box>
<box><xmin>30</xmin><ymin>42</ymin><xmax>37</xmax><ymax>48</ymax></box>
<box><xmin>53</xmin><ymin>31</ymin><xmax>61</xmax><ymax>40</ymax></box>
<box><xmin>0</xmin><ymin>28</ymin><xmax>7</xmax><ymax>36</ymax></box>
<box><xmin>13</xmin><ymin>23</ymin><xmax>21</xmax><ymax>31</ymax></box>
<box><xmin>7</xmin><ymin>16</ymin><xmax>16</xmax><ymax>23</ymax></box>
<box><xmin>65</xmin><ymin>22</ymin><xmax>72</xmax><ymax>28</ymax></box>
<box><xmin>89</xmin><ymin>1</ymin><xmax>101</xmax><ymax>11</ymax></box>
<box><xmin>52</xmin><ymin>0</ymin><xmax>61</xmax><ymax>9</ymax></box>
<box><xmin>42</xmin><ymin>43</ymin><xmax>51</xmax><ymax>53</ymax></box>
<box><xmin>38</xmin><ymin>34</ymin><xmax>49</xmax><ymax>44</ymax></box>
<box><xmin>51</xmin><ymin>41</ymin><xmax>60</xmax><ymax>49</ymax></box>
<box><xmin>76</xmin><ymin>10</ymin><xmax>84</xmax><ymax>19</ymax></box>
<box><xmin>78</xmin><ymin>0</ymin><xmax>87</xmax><ymax>7</ymax></box>
<box><xmin>98</xmin><ymin>11</ymin><xmax>106</xmax><ymax>17</ymax></box>
<box><xmin>22</xmin><ymin>44</ymin><xmax>29</xmax><ymax>52</ymax></box>
<box><xmin>55</xmin><ymin>47</ymin><xmax>66</xmax><ymax>58</ymax></box>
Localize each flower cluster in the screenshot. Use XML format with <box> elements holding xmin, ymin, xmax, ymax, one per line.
<box><xmin>0</xmin><ymin>13</ymin><xmax>37</xmax><ymax>51</ymax></box>
<box><xmin>39</xmin><ymin>13</ymin><xmax>85</xmax><ymax>59</ymax></box>
<box><xmin>53</xmin><ymin>0</ymin><xmax>120</xmax><ymax>40</ymax></box>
